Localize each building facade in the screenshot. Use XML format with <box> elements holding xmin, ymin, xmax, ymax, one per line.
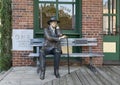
<box><xmin>12</xmin><ymin>0</ymin><xmax>120</xmax><ymax>66</ymax></box>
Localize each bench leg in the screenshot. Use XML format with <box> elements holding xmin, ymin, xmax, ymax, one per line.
<box><xmin>88</xmin><ymin>57</ymin><xmax>97</xmax><ymax>72</ymax></box>
<box><xmin>36</xmin><ymin>57</ymin><xmax>41</xmax><ymax>74</ymax></box>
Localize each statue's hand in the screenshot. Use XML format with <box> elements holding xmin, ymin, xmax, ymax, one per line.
<box><xmin>62</xmin><ymin>35</ymin><xmax>67</xmax><ymax>38</ymax></box>
<box><xmin>59</xmin><ymin>35</ymin><xmax>67</xmax><ymax>39</ymax></box>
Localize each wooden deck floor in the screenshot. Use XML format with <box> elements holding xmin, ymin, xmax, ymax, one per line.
<box><xmin>44</xmin><ymin>66</ymin><xmax>120</xmax><ymax>85</ymax></box>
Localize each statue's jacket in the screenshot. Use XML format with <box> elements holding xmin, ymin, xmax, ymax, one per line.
<box><xmin>41</xmin><ymin>27</ymin><xmax>63</xmax><ymax>52</ymax></box>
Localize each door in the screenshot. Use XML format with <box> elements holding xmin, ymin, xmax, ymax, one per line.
<box><xmin>103</xmin><ymin>0</ymin><xmax>120</xmax><ymax>62</ymax></box>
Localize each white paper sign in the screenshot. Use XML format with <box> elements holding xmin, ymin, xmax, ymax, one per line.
<box><xmin>12</xmin><ymin>29</ymin><xmax>33</xmax><ymax>51</ymax></box>
<box><xmin>103</xmin><ymin>42</ymin><xmax>116</xmax><ymax>53</ymax></box>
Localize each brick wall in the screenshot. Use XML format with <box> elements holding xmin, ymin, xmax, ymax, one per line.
<box><xmin>12</xmin><ymin>51</ymin><xmax>35</xmax><ymax>66</ymax></box>
<box><xmin>12</xmin><ymin>0</ymin><xmax>33</xmax><ymax>29</ymax></box>
<box><xmin>12</xmin><ymin>0</ymin><xmax>34</xmax><ymax>66</ymax></box>
<box><xmin>82</xmin><ymin>0</ymin><xmax>103</xmax><ymax>65</ymax></box>
<box><xmin>12</xmin><ymin>0</ymin><xmax>103</xmax><ymax>66</ymax></box>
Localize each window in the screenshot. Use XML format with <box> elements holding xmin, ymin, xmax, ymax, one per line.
<box><xmin>103</xmin><ymin>0</ymin><xmax>117</xmax><ymax>35</ymax></box>
<box><xmin>38</xmin><ymin>0</ymin><xmax>76</xmax><ymax>30</ymax></box>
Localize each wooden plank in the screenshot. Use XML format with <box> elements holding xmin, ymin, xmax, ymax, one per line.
<box><xmin>94</xmin><ymin>67</ymin><xmax>111</xmax><ymax>85</ymax></box>
<box><xmin>66</xmin><ymin>74</ymin><xmax>74</xmax><ymax>85</ymax></box>
<box><xmin>80</xmin><ymin>67</ymin><xmax>97</xmax><ymax>85</ymax></box>
<box><xmin>114</xmin><ymin>66</ymin><xmax>120</xmax><ymax>70</ymax></box>
<box><xmin>59</xmin><ymin>76</ymin><xmax>67</xmax><ymax>85</ymax></box>
<box><xmin>96</xmin><ymin>67</ymin><xmax>119</xmax><ymax>85</ymax></box>
<box><xmin>70</xmin><ymin>71</ymin><xmax>82</xmax><ymax>85</ymax></box>
<box><xmin>112</xmin><ymin>66</ymin><xmax>120</xmax><ymax>75</ymax></box>
<box><xmin>99</xmin><ymin>66</ymin><xmax>120</xmax><ymax>84</ymax></box>
<box><xmin>76</xmin><ymin>69</ymin><xmax>90</xmax><ymax>85</ymax></box>
<box><xmin>62</xmin><ymin>53</ymin><xmax>103</xmax><ymax>57</ymax></box>
<box><xmin>53</xmin><ymin>78</ymin><xmax>60</xmax><ymax>85</ymax></box>
<box><xmin>118</xmin><ymin>66</ymin><xmax>120</xmax><ymax>70</ymax></box>
<box><xmin>44</xmin><ymin>80</ymin><xmax>53</xmax><ymax>85</ymax></box>
<box><xmin>105</xmin><ymin>66</ymin><xmax>120</xmax><ymax>84</ymax></box>
<box><xmin>84</xmin><ymin>66</ymin><xmax>104</xmax><ymax>85</ymax></box>
<box><xmin>28</xmin><ymin>53</ymin><xmax>103</xmax><ymax>58</ymax></box>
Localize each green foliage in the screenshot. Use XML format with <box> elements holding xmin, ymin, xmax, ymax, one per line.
<box><xmin>0</xmin><ymin>0</ymin><xmax>12</xmax><ymax>71</ymax></box>
<box><xmin>0</xmin><ymin>54</ymin><xmax>12</xmax><ymax>71</ymax></box>
<box><xmin>41</xmin><ymin>4</ymin><xmax>72</xmax><ymax>29</ymax></box>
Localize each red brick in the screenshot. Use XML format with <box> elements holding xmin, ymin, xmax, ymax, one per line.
<box><xmin>82</xmin><ymin>0</ymin><xmax>103</xmax><ymax>66</ymax></box>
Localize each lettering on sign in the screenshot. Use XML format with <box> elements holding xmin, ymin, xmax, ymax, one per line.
<box><xmin>12</xmin><ymin>29</ymin><xmax>33</xmax><ymax>51</ymax></box>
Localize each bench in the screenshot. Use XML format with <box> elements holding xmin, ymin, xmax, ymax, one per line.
<box><xmin>28</xmin><ymin>38</ymin><xmax>104</xmax><ymax>73</ymax></box>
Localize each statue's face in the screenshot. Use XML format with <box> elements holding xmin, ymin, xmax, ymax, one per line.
<box><xmin>50</xmin><ymin>21</ymin><xmax>57</xmax><ymax>28</ymax></box>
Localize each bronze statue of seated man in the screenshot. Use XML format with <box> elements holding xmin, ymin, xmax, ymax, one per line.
<box><xmin>39</xmin><ymin>16</ymin><xmax>67</xmax><ymax>80</ymax></box>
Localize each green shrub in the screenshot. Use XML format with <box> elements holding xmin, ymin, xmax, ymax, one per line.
<box><xmin>0</xmin><ymin>54</ymin><xmax>12</xmax><ymax>71</ymax></box>
<box><xmin>0</xmin><ymin>0</ymin><xmax>12</xmax><ymax>71</ymax></box>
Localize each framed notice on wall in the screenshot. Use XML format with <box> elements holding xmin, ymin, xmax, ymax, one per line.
<box><xmin>12</xmin><ymin>29</ymin><xmax>33</xmax><ymax>51</ymax></box>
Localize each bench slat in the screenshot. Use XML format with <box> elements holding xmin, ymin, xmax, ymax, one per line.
<box><xmin>28</xmin><ymin>38</ymin><xmax>103</xmax><ymax>58</ymax></box>
<box><xmin>30</xmin><ymin>38</ymin><xmax>98</xmax><ymax>47</ymax></box>
<box><xmin>62</xmin><ymin>53</ymin><xmax>104</xmax><ymax>57</ymax></box>
<box><xmin>29</xmin><ymin>53</ymin><xmax>39</xmax><ymax>57</ymax></box>
<box><xmin>28</xmin><ymin>53</ymin><xmax>103</xmax><ymax>58</ymax></box>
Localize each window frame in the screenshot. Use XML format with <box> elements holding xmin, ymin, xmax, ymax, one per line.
<box><xmin>103</xmin><ymin>0</ymin><xmax>119</xmax><ymax>35</ymax></box>
<box><xmin>33</xmin><ymin>0</ymin><xmax>82</xmax><ymax>37</ymax></box>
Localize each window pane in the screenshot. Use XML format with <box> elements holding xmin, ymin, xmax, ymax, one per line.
<box><xmin>39</xmin><ymin>4</ymin><xmax>56</xmax><ymax>28</ymax></box>
<box><xmin>110</xmin><ymin>16</ymin><xmax>116</xmax><ymax>34</ymax></box>
<box><xmin>59</xmin><ymin>0</ymin><xmax>75</xmax><ymax>2</ymax></box>
<box><xmin>39</xmin><ymin>0</ymin><xmax>56</xmax><ymax>1</ymax></box>
<box><xmin>58</xmin><ymin>4</ymin><xmax>75</xmax><ymax>29</ymax></box>
<box><xmin>103</xmin><ymin>16</ymin><xmax>108</xmax><ymax>34</ymax></box>
<box><xmin>110</xmin><ymin>0</ymin><xmax>116</xmax><ymax>14</ymax></box>
<box><xmin>103</xmin><ymin>0</ymin><xmax>108</xmax><ymax>13</ymax></box>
